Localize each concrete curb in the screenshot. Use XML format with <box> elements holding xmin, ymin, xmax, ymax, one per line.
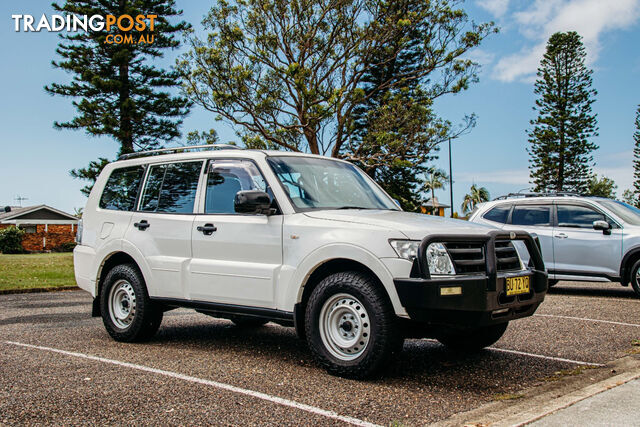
<box><xmin>434</xmin><ymin>355</ymin><xmax>640</xmax><ymax>427</ymax></box>
<box><xmin>0</xmin><ymin>286</ymin><xmax>80</xmax><ymax>295</ymax></box>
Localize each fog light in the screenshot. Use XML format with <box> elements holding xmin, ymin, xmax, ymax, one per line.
<box><xmin>440</xmin><ymin>286</ymin><xmax>462</xmax><ymax>296</ymax></box>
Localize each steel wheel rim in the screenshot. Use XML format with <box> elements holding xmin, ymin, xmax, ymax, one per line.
<box><xmin>108</xmin><ymin>279</ymin><xmax>136</xmax><ymax>330</ymax></box>
<box><xmin>319</xmin><ymin>293</ymin><xmax>371</xmax><ymax>361</ymax></box>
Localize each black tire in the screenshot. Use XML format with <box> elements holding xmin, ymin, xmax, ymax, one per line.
<box><xmin>437</xmin><ymin>322</ymin><xmax>508</xmax><ymax>352</ymax></box>
<box><xmin>548</xmin><ymin>279</ymin><xmax>559</xmax><ymax>287</ymax></box>
<box><xmin>227</xmin><ymin>315</ymin><xmax>269</xmax><ymax>328</ymax></box>
<box><xmin>305</xmin><ymin>271</ymin><xmax>402</xmax><ymax>379</ymax></box>
<box><xmin>100</xmin><ymin>264</ymin><xmax>163</xmax><ymax>342</ymax></box>
<box><xmin>629</xmin><ymin>260</ymin><xmax>640</xmax><ymax>298</ymax></box>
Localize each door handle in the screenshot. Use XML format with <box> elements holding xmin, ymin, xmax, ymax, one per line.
<box><xmin>197</xmin><ymin>223</ymin><xmax>217</xmax><ymax>236</ymax></box>
<box><xmin>554</xmin><ymin>233</ymin><xmax>567</xmax><ymax>239</ymax></box>
<box><xmin>134</xmin><ymin>220</ymin><xmax>150</xmax><ymax>231</ymax></box>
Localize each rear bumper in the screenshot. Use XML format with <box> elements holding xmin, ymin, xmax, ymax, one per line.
<box><xmin>394</xmin><ymin>230</ymin><xmax>548</xmax><ymax>328</ymax></box>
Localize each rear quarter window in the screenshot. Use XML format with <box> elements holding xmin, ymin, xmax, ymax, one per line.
<box><xmin>483</xmin><ymin>205</ymin><xmax>510</xmax><ymax>223</ymax></box>
<box><xmin>99</xmin><ymin>165</ymin><xmax>145</xmax><ymax>211</ymax></box>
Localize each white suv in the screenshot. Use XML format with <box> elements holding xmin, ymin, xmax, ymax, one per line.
<box><xmin>470</xmin><ymin>193</ymin><xmax>640</xmax><ymax>298</ymax></box>
<box><xmin>74</xmin><ymin>146</ymin><xmax>547</xmax><ymax>378</ymax></box>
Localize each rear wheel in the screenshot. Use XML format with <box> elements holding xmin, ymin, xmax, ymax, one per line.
<box><xmin>629</xmin><ymin>260</ymin><xmax>640</xmax><ymax>298</ymax></box>
<box><xmin>305</xmin><ymin>271</ymin><xmax>402</xmax><ymax>379</ymax></box>
<box><xmin>100</xmin><ymin>264</ymin><xmax>163</xmax><ymax>342</ymax></box>
<box><xmin>437</xmin><ymin>322</ymin><xmax>508</xmax><ymax>352</ymax></box>
<box><xmin>548</xmin><ymin>279</ymin><xmax>559</xmax><ymax>287</ymax></box>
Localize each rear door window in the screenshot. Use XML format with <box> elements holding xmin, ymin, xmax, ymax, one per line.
<box><xmin>99</xmin><ymin>166</ymin><xmax>145</xmax><ymax>211</ymax></box>
<box><xmin>140</xmin><ymin>161</ymin><xmax>203</xmax><ymax>213</ymax></box>
<box><xmin>511</xmin><ymin>205</ymin><xmax>551</xmax><ymax>226</ymax></box>
<box><xmin>483</xmin><ymin>205</ymin><xmax>511</xmax><ymax>224</ymax></box>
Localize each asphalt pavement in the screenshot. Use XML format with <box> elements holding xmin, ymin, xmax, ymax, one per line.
<box><xmin>1</xmin><ymin>281</ymin><xmax>639</xmax><ymax>425</ymax></box>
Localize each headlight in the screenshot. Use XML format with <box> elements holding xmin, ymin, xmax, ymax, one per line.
<box><xmin>389</xmin><ymin>240</ymin><xmax>420</xmax><ymax>261</ymax></box>
<box><xmin>426</xmin><ymin>243</ymin><xmax>455</xmax><ymax>275</ymax></box>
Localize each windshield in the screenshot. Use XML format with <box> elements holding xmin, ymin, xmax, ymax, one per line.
<box><xmin>267</xmin><ymin>156</ymin><xmax>400</xmax><ymax>212</ymax></box>
<box><xmin>598</xmin><ymin>199</ymin><xmax>640</xmax><ymax>226</ymax></box>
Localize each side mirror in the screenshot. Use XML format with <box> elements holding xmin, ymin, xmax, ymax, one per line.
<box><xmin>235</xmin><ymin>190</ymin><xmax>272</xmax><ymax>215</ymax></box>
<box><xmin>593</xmin><ymin>220</ymin><xmax>611</xmax><ymax>235</ymax></box>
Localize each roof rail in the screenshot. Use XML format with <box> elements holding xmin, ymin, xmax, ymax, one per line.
<box><xmin>118</xmin><ymin>144</ymin><xmax>242</xmax><ymax>160</ymax></box>
<box><xmin>494</xmin><ymin>191</ymin><xmax>582</xmax><ymax>200</ymax></box>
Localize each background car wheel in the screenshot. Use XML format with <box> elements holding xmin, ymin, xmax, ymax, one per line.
<box><xmin>100</xmin><ymin>264</ymin><xmax>163</xmax><ymax>342</ymax></box>
<box><xmin>548</xmin><ymin>279</ymin><xmax>559</xmax><ymax>287</ymax></box>
<box><xmin>227</xmin><ymin>315</ymin><xmax>269</xmax><ymax>328</ymax></box>
<box><xmin>305</xmin><ymin>271</ymin><xmax>402</xmax><ymax>379</ymax></box>
<box><xmin>629</xmin><ymin>259</ymin><xmax>640</xmax><ymax>298</ymax></box>
<box><xmin>436</xmin><ymin>322</ymin><xmax>508</xmax><ymax>352</ymax></box>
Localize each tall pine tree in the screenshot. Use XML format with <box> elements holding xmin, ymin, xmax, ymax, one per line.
<box><xmin>633</xmin><ymin>105</ymin><xmax>640</xmax><ymax>200</ymax></box>
<box><xmin>527</xmin><ymin>31</ymin><xmax>598</xmax><ymax>193</ymax></box>
<box><xmin>46</xmin><ymin>0</ymin><xmax>191</xmax><ymax>193</ymax></box>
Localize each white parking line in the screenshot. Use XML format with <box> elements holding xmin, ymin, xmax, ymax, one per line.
<box><xmin>534</xmin><ymin>313</ymin><xmax>640</xmax><ymax>328</ymax></box>
<box><xmin>422</xmin><ymin>339</ymin><xmax>604</xmax><ymax>367</ymax></box>
<box><xmin>4</xmin><ymin>341</ymin><xmax>379</xmax><ymax>427</ymax></box>
<box><xmin>486</xmin><ymin>347</ymin><xmax>604</xmax><ymax>366</ymax></box>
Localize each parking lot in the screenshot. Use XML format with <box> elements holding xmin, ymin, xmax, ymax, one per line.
<box><xmin>1</xmin><ymin>282</ymin><xmax>639</xmax><ymax>426</ymax></box>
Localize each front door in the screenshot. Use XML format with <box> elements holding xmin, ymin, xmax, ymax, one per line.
<box><xmin>552</xmin><ymin>203</ymin><xmax>622</xmax><ymax>278</ymax></box>
<box><xmin>189</xmin><ymin>159</ymin><xmax>283</xmax><ymax>308</ymax></box>
<box><xmin>126</xmin><ymin>160</ymin><xmax>203</xmax><ymax>299</ymax></box>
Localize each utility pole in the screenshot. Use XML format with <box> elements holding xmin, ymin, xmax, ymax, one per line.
<box><xmin>448</xmin><ymin>137</ymin><xmax>454</xmax><ymax>218</ymax></box>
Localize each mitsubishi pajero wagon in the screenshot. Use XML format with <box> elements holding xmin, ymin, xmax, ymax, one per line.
<box><xmin>74</xmin><ymin>145</ymin><xmax>547</xmax><ymax>378</ymax></box>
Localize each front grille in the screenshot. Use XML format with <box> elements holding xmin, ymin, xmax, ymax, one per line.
<box><xmin>495</xmin><ymin>240</ymin><xmax>522</xmax><ymax>272</ymax></box>
<box><xmin>444</xmin><ymin>242</ymin><xmax>485</xmax><ymax>274</ymax></box>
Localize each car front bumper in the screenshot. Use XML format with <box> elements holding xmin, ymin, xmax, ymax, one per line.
<box><xmin>393</xmin><ymin>230</ymin><xmax>548</xmax><ymax>328</ymax></box>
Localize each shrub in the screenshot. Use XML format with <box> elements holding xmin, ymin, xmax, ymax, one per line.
<box><xmin>0</xmin><ymin>226</ymin><xmax>25</xmax><ymax>254</ymax></box>
<box><xmin>53</xmin><ymin>241</ymin><xmax>77</xmax><ymax>252</ymax></box>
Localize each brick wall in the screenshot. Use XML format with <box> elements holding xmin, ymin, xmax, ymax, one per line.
<box><xmin>0</xmin><ymin>224</ymin><xmax>75</xmax><ymax>252</ymax></box>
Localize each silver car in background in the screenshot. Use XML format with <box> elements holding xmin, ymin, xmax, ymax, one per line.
<box><xmin>469</xmin><ymin>193</ymin><xmax>640</xmax><ymax>298</ymax></box>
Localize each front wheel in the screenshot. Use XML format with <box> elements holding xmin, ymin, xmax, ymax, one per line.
<box><xmin>305</xmin><ymin>271</ymin><xmax>402</xmax><ymax>379</ymax></box>
<box><xmin>100</xmin><ymin>264</ymin><xmax>163</xmax><ymax>342</ymax></box>
<box><xmin>437</xmin><ymin>322</ymin><xmax>508</xmax><ymax>352</ymax></box>
<box><xmin>629</xmin><ymin>260</ymin><xmax>640</xmax><ymax>298</ymax></box>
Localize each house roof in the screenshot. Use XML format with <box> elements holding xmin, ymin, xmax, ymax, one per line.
<box><xmin>423</xmin><ymin>197</ymin><xmax>450</xmax><ymax>209</ymax></box>
<box><xmin>0</xmin><ymin>205</ymin><xmax>78</xmax><ymax>223</ymax></box>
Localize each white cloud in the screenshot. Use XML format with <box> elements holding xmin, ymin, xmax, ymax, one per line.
<box><xmin>477</xmin><ymin>0</ymin><xmax>512</xmax><ymax>17</ymax></box>
<box><xmin>492</xmin><ymin>0</ymin><xmax>640</xmax><ymax>82</ymax></box>
<box><xmin>456</xmin><ymin>168</ymin><xmax>530</xmax><ymax>185</ymax></box>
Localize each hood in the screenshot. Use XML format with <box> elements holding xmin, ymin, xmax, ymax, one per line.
<box><xmin>304</xmin><ymin>209</ymin><xmax>496</xmax><ymax>239</ymax></box>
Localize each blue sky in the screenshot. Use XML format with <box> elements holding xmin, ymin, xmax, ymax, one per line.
<box><xmin>1</xmin><ymin>0</ymin><xmax>639</xmax><ymax>214</ymax></box>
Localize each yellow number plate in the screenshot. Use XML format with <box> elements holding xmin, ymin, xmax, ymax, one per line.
<box><xmin>506</xmin><ymin>276</ymin><xmax>530</xmax><ymax>296</ymax></box>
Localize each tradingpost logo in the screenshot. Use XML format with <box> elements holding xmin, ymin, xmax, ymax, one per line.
<box><xmin>11</xmin><ymin>14</ymin><xmax>157</xmax><ymax>44</ymax></box>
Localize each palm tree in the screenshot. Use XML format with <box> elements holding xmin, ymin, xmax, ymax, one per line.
<box><xmin>461</xmin><ymin>184</ymin><xmax>490</xmax><ymax>214</ymax></box>
<box><xmin>422</xmin><ymin>169</ymin><xmax>448</xmax><ymax>204</ymax></box>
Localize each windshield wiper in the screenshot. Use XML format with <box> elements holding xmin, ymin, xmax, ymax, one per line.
<box><xmin>335</xmin><ymin>206</ymin><xmax>371</xmax><ymax>210</ymax></box>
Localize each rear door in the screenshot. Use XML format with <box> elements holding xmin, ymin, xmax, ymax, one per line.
<box><xmin>503</xmin><ymin>203</ymin><xmax>555</xmax><ymax>270</ymax></box>
<box><xmin>126</xmin><ymin>160</ymin><xmax>204</xmax><ymax>299</ymax></box>
<box><xmin>552</xmin><ymin>203</ymin><xmax>622</xmax><ymax>278</ymax></box>
<box><xmin>189</xmin><ymin>159</ymin><xmax>283</xmax><ymax>308</ymax></box>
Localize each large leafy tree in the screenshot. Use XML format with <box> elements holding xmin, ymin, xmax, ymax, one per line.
<box><xmin>178</xmin><ymin>0</ymin><xmax>495</xmax><ymax>162</ymax></box>
<box><xmin>343</xmin><ymin>0</ymin><xmax>477</xmax><ymax>210</ymax></box>
<box><xmin>46</xmin><ymin>0</ymin><xmax>192</xmax><ymax>193</ymax></box>
<box><xmin>527</xmin><ymin>31</ymin><xmax>599</xmax><ymax>193</ymax></box>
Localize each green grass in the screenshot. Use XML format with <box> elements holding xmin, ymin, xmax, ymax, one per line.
<box><xmin>0</xmin><ymin>253</ymin><xmax>76</xmax><ymax>291</ymax></box>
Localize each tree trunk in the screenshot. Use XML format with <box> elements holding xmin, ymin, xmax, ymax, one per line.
<box><xmin>119</xmin><ymin>62</ymin><xmax>133</xmax><ymax>154</ymax></box>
